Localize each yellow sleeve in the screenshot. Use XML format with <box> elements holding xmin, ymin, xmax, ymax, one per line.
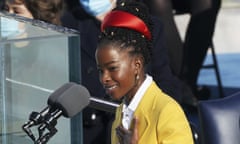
<box><xmin>156</xmin><ymin>100</ymin><xmax>194</xmax><ymax>144</ymax></box>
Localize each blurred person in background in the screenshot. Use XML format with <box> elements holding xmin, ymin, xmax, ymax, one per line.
<box><xmin>2</xmin><ymin>0</ymin><xmax>65</xmax><ymax>25</ymax></box>
<box><xmin>140</xmin><ymin>0</ymin><xmax>222</xmax><ymax>100</ymax></box>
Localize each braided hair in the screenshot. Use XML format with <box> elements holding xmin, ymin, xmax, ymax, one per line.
<box><xmin>99</xmin><ymin>0</ymin><xmax>153</xmax><ymax>66</ymax></box>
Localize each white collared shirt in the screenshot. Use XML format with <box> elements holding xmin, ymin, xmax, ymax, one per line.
<box><xmin>122</xmin><ymin>74</ymin><xmax>153</xmax><ymax>129</ymax></box>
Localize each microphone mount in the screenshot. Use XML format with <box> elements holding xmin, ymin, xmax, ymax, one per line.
<box><xmin>22</xmin><ymin>108</ymin><xmax>61</xmax><ymax>144</ymax></box>
<box><xmin>21</xmin><ymin>82</ymin><xmax>91</xmax><ymax>143</ymax></box>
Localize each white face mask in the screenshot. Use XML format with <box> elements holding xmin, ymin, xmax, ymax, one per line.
<box><xmin>80</xmin><ymin>0</ymin><xmax>112</xmax><ymax>16</ymax></box>
<box><xmin>0</xmin><ymin>17</ymin><xmax>21</xmax><ymax>38</ymax></box>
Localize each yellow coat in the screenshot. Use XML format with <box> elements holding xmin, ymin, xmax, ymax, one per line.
<box><xmin>111</xmin><ymin>82</ymin><xmax>194</xmax><ymax>144</ymax></box>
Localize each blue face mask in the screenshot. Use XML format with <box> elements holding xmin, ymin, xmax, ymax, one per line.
<box><xmin>0</xmin><ymin>17</ymin><xmax>20</xmax><ymax>38</ymax></box>
<box><xmin>80</xmin><ymin>0</ymin><xmax>112</xmax><ymax>16</ymax></box>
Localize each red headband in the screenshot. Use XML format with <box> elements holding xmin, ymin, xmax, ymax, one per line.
<box><xmin>101</xmin><ymin>10</ymin><xmax>151</xmax><ymax>40</ymax></box>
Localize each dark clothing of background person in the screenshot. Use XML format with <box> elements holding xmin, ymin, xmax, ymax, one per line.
<box><xmin>0</xmin><ymin>0</ymin><xmax>5</xmax><ymax>10</ymax></box>
<box><xmin>140</xmin><ymin>0</ymin><xmax>221</xmax><ymax>98</ymax></box>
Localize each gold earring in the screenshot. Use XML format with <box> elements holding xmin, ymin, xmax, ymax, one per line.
<box><xmin>136</xmin><ymin>75</ymin><xmax>139</xmax><ymax>80</ymax></box>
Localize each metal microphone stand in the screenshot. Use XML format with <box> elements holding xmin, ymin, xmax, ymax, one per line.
<box><xmin>22</xmin><ymin>109</ymin><xmax>61</xmax><ymax>144</ymax></box>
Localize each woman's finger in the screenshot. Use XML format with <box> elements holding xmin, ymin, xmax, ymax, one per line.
<box><xmin>131</xmin><ymin>117</ymin><xmax>139</xmax><ymax>144</ymax></box>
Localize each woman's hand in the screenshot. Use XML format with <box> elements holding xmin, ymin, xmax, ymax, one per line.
<box><xmin>116</xmin><ymin>117</ymin><xmax>139</xmax><ymax>144</ymax></box>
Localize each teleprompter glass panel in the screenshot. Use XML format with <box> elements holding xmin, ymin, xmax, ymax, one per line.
<box><xmin>0</xmin><ymin>12</ymin><xmax>80</xmax><ymax>144</ymax></box>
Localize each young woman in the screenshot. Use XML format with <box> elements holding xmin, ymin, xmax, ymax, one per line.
<box><xmin>95</xmin><ymin>1</ymin><xmax>194</xmax><ymax>143</ymax></box>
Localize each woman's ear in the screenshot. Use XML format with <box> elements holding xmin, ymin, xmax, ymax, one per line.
<box><xmin>134</xmin><ymin>57</ymin><xmax>143</xmax><ymax>73</ymax></box>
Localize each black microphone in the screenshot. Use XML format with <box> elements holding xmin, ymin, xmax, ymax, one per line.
<box><xmin>35</xmin><ymin>84</ymin><xmax>91</xmax><ymax>144</ymax></box>
<box><xmin>88</xmin><ymin>97</ymin><xmax>119</xmax><ymax>113</ymax></box>
<box><xmin>47</xmin><ymin>82</ymin><xmax>76</xmax><ymax>105</ymax></box>
<box><xmin>48</xmin><ymin>83</ymin><xmax>91</xmax><ymax>118</ymax></box>
<box><xmin>22</xmin><ymin>82</ymin><xmax>75</xmax><ymax>128</ymax></box>
<box><xmin>22</xmin><ymin>82</ymin><xmax>76</xmax><ymax>141</ymax></box>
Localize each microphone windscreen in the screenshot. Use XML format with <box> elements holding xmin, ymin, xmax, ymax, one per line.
<box><xmin>47</xmin><ymin>82</ymin><xmax>76</xmax><ymax>105</ymax></box>
<box><xmin>55</xmin><ymin>84</ymin><xmax>91</xmax><ymax>117</ymax></box>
